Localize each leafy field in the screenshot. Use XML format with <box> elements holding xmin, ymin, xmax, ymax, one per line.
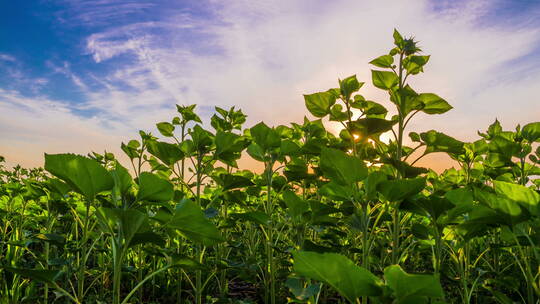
<box><xmin>1</xmin><ymin>30</ymin><xmax>539</xmax><ymax>304</ymax></box>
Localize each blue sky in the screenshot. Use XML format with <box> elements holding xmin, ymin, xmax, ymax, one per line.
<box><xmin>1</xmin><ymin>0</ymin><xmax>540</xmax><ymax>170</ymax></box>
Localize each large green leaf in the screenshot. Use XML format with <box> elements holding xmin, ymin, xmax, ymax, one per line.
<box><xmin>522</xmin><ymin>122</ymin><xmax>540</xmax><ymax>142</ymax></box>
<box><xmin>137</xmin><ymin>172</ymin><xmax>174</xmax><ymax>202</ymax></box>
<box><xmin>402</xmin><ymin>195</ymin><xmax>455</xmax><ymax>221</ymax></box>
<box><xmin>189</xmin><ymin>125</ymin><xmax>214</xmax><ymax>152</ymax></box>
<box><xmin>167</xmin><ymin>199</ymin><xmax>224</xmax><ymax>246</ymax></box>
<box><xmin>474</xmin><ymin>187</ymin><xmax>528</xmax><ymax>227</ymax></box>
<box><xmin>493</xmin><ymin>181</ymin><xmax>540</xmax><ymax>216</ymax></box>
<box><xmin>215</xmin><ymin>131</ymin><xmax>246</xmax><ymax>165</ymax></box>
<box><xmin>214</xmin><ymin>173</ymin><xmax>254</xmax><ymax>191</ymax></box>
<box><xmin>444</xmin><ymin>187</ymin><xmax>475</xmax><ymax>220</ymax></box>
<box><xmin>249</xmin><ymin>122</ymin><xmax>281</xmax><ymax>151</ymax></box>
<box><xmin>95</xmin><ymin>207</ymin><xmax>148</xmax><ymax>248</ymax></box>
<box><xmin>369</xmin><ymin>55</ymin><xmax>394</xmax><ymax>68</ymax></box>
<box><xmin>147</xmin><ymin>141</ymin><xmax>184</xmax><ymax>166</ymax></box>
<box><xmin>364</xmin><ymin>171</ymin><xmax>388</xmax><ymax>201</ymax></box>
<box><xmin>231</xmin><ymin>211</ymin><xmax>270</xmax><ymax>226</ymax></box>
<box><xmin>339</xmin><ymin>75</ymin><xmax>363</xmax><ymax>100</ymax></box>
<box><xmin>282</xmin><ymin>190</ymin><xmax>310</xmax><ymax>219</ymax></box>
<box><xmin>293</xmin><ymin>251</ymin><xmax>382</xmax><ymax>302</ymax></box>
<box><xmin>44</xmin><ymin>153</ymin><xmax>114</xmax><ymax>201</ymax></box>
<box><xmin>371</xmin><ymin>70</ymin><xmax>398</xmax><ymax>90</ymax></box>
<box><xmin>320</xmin><ymin>148</ymin><xmax>367</xmax><ymax>186</ymax></box>
<box><xmin>156</xmin><ymin>122</ymin><xmax>175</xmax><ymax>137</ymax></box>
<box><xmin>384</xmin><ymin>265</ymin><xmax>444</xmax><ymax>303</ymax></box>
<box><xmin>417</xmin><ymin>93</ymin><xmax>452</xmax><ymax>114</ymax></box>
<box><xmin>404</xmin><ymin>55</ymin><xmax>430</xmax><ymax>75</ymax></box>
<box><xmin>350</xmin><ymin>117</ymin><xmax>396</xmax><ymax>137</ymax></box>
<box><xmin>304</xmin><ymin>91</ymin><xmax>337</xmax><ymax>118</ymax></box>
<box><xmin>378</xmin><ymin>177</ymin><xmax>426</xmax><ymax>202</ymax></box>
<box><xmin>246</xmin><ymin>143</ymin><xmax>266</xmax><ymax>162</ymax></box>
<box><xmin>111</xmin><ymin>161</ymin><xmax>133</xmax><ymax>197</ymax></box>
<box><xmin>420</xmin><ymin>130</ymin><xmax>464</xmax><ymax>155</ymax></box>
<box><xmin>319</xmin><ymin>181</ymin><xmax>355</xmax><ymax>201</ymax></box>
<box><xmin>3</xmin><ymin>267</ymin><xmax>62</xmax><ymax>284</ymax></box>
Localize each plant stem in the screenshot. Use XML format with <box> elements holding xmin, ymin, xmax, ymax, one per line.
<box><xmin>265</xmin><ymin>160</ymin><xmax>276</xmax><ymax>304</ymax></box>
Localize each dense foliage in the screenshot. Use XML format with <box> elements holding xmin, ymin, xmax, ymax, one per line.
<box><xmin>1</xmin><ymin>30</ymin><xmax>539</xmax><ymax>304</ymax></box>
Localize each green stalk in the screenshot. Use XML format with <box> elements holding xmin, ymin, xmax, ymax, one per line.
<box><xmin>77</xmin><ymin>201</ymin><xmax>92</xmax><ymax>301</ymax></box>
<box><xmin>391</xmin><ymin>207</ymin><xmax>400</xmax><ymax>265</ymax></box>
<box><xmin>390</xmin><ymin>52</ymin><xmax>405</xmax><ymax>266</ymax></box>
<box><xmin>433</xmin><ymin>224</ymin><xmax>442</xmax><ymax>274</ymax></box>
<box><xmin>265</xmin><ymin>160</ymin><xmax>276</xmax><ymax>304</ymax></box>
<box><xmin>195</xmin><ymin>154</ymin><xmax>203</xmax><ymax>304</ymax></box>
<box><xmin>120</xmin><ymin>265</ymin><xmax>172</xmax><ymax>304</ymax></box>
<box><xmin>361</xmin><ymin>203</ymin><xmax>370</xmax><ymax>304</ymax></box>
<box><xmin>112</xmin><ymin>244</ymin><xmax>122</xmax><ymax>304</ymax></box>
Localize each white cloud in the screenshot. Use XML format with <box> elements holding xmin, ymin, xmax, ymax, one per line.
<box><xmin>2</xmin><ymin>0</ymin><xmax>540</xmax><ymax>170</ymax></box>
<box><xmin>0</xmin><ymin>53</ymin><xmax>16</xmax><ymax>62</ymax></box>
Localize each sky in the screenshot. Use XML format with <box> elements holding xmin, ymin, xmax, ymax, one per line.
<box><xmin>1</xmin><ymin>0</ymin><xmax>539</xmax><ymax>172</ymax></box>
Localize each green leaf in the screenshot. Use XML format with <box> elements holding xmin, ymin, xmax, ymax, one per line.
<box><xmin>47</xmin><ymin>178</ymin><xmax>71</xmax><ymax>196</ymax></box>
<box><xmin>522</xmin><ymin>122</ymin><xmax>540</xmax><ymax>142</ymax></box>
<box><xmin>444</xmin><ymin>187</ymin><xmax>475</xmax><ymax>220</ymax></box>
<box><xmin>364</xmin><ymin>171</ymin><xmax>388</xmax><ymax>201</ymax></box>
<box><xmin>384</xmin><ymin>265</ymin><xmax>444</xmax><ymax>301</ymax></box>
<box><xmin>488</xmin><ymin>136</ymin><xmax>521</xmax><ymax>158</ymax></box>
<box><xmin>404</xmin><ymin>55</ymin><xmax>430</xmax><ymax>75</ymax></box>
<box><xmin>231</xmin><ymin>211</ymin><xmax>270</xmax><ymax>226</ymax></box>
<box><xmin>339</xmin><ymin>75</ymin><xmax>363</xmax><ymax>99</ymax></box>
<box><xmin>405</xmin><ymin>195</ymin><xmax>455</xmax><ymax>221</ymax></box>
<box><xmin>286</xmin><ymin>278</ymin><xmax>321</xmax><ymax>301</ymax></box>
<box><xmin>214</xmin><ymin>173</ymin><xmax>254</xmax><ymax>191</ymax></box>
<box><xmin>44</xmin><ymin>153</ymin><xmax>114</xmax><ymax>202</ymax></box>
<box><xmin>249</xmin><ymin>122</ymin><xmax>281</xmax><ymax>151</ymax></box>
<box><xmin>304</xmin><ymin>91</ymin><xmax>337</xmax><ymax>118</ymax></box>
<box><xmin>493</xmin><ymin>181</ymin><xmax>540</xmax><ymax>216</ymax></box>
<box><xmin>319</xmin><ymin>181</ymin><xmax>354</xmax><ymax>201</ymax></box>
<box><xmin>176</xmin><ymin>104</ymin><xmax>202</xmax><ymax>123</ymax></box>
<box><xmin>356</xmin><ymin>100</ymin><xmax>388</xmax><ymax>116</ymax></box>
<box><xmin>378</xmin><ymin>177</ymin><xmax>426</xmax><ymax>202</ymax></box>
<box><xmin>280</xmin><ymin>140</ymin><xmax>302</xmax><ymax>156</ymax></box>
<box><xmin>420</xmin><ymin>130</ymin><xmax>464</xmax><ymax>156</ymax></box>
<box><xmin>283</xmin><ymin>190</ymin><xmax>310</xmax><ymax>219</ymax></box>
<box><xmin>370</xmin><ymin>55</ymin><xmax>394</xmax><ymax>68</ymax></box>
<box><xmin>3</xmin><ymin>267</ymin><xmax>62</xmax><ymax>284</ymax></box>
<box><xmin>329</xmin><ymin>104</ymin><xmax>349</xmax><ymax>122</ymax></box>
<box><xmin>111</xmin><ymin>161</ymin><xmax>133</xmax><ymax>197</ymax></box>
<box><xmin>320</xmin><ymin>148</ymin><xmax>368</xmax><ymax>185</ymax></box>
<box><xmin>137</xmin><ymin>172</ymin><xmax>174</xmax><ymax>202</ymax></box>
<box><xmin>147</xmin><ymin>141</ymin><xmax>184</xmax><ymax>166</ymax></box>
<box><xmin>156</xmin><ymin>122</ymin><xmax>175</xmax><ymax>137</ymax></box>
<box><xmin>350</xmin><ymin>118</ymin><xmax>396</xmax><ymax>137</ymax></box>
<box><xmin>121</xmin><ymin>140</ymin><xmax>140</xmax><ymax>159</ymax></box>
<box><xmin>417</xmin><ymin>93</ymin><xmax>452</xmax><ymax>114</ymax></box>
<box><xmin>371</xmin><ymin>70</ymin><xmax>398</xmax><ymax>90</ymax></box>
<box><xmin>293</xmin><ymin>251</ymin><xmax>382</xmax><ymax>302</ymax></box>
<box><xmin>167</xmin><ymin>199</ymin><xmax>224</xmax><ymax>246</ymax></box>
<box><xmin>130</xmin><ymin>231</ymin><xmax>165</xmax><ymax>248</ymax></box>
<box><xmin>170</xmin><ymin>255</ymin><xmax>205</xmax><ymax>269</ymax></box>
<box><xmin>393</xmin><ymin>29</ymin><xmax>404</xmax><ymax>46</ymax></box>
<box><xmin>190</xmin><ymin>125</ymin><xmax>214</xmax><ymax>152</ymax></box>
<box><xmin>215</xmin><ymin>131</ymin><xmax>245</xmax><ymax>165</ymax></box>
<box><xmin>246</xmin><ymin>143</ymin><xmax>266</xmax><ymax>162</ymax></box>
<box><xmin>95</xmin><ymin>208</ymin><xmax>148</xmax><ymax>247</ymax></box>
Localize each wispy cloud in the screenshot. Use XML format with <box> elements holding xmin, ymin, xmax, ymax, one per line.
<box><xmin>0</xmin><ymin>53</ymin><xmax>16</xmax><ymax>62</ymax></box>
<box><xmin>46</xmin><ymin>60</ymin><xmax>88</xmax><ymax>91</ymax></box>
<box><xmin>1</xmin><ymin>0</ymin><xmax>539</xmax><ymax>170</ymax></box>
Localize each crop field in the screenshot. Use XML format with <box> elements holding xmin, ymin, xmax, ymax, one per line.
<box><xmin>1</xmin><ymin>30</ymin><xmax>539</xmax><ymax>304</ymax></box>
